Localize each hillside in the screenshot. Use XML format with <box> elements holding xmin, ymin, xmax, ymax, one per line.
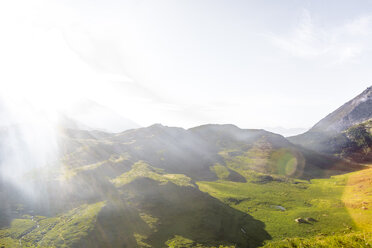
<box><xmin>0</xmin><ymin>123</ymin><xmax>368</xmax><ymax>247</ymax></box>
<box><xmin>58</xmin><ymin>124</ymin><xmax>361</xmax><ymax>182</ymax></box>
<box><xmin>289</xmin><ymin>87</ymin><xmax>372</xmax><ymax>163</ymax></box>
<box><xmin>309</xmin><ymin>86</ymin><xmax>372</xmax><ymax>133</ymax></box>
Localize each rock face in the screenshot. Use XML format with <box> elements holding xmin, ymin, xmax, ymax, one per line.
<box><xmin>289</xmin><ymin>86</ymin><xmax>372</xmax><ymax>163</ymax></box>
<box><xmin>311</xmin><ymin>86</ymin><xmax>372</xmax><ymax>133</ymax></box>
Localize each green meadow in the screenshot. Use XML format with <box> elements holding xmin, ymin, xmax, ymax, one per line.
<box><xmin>197</xmin><ymin>166</ymin><xmax>372</xmax><ymax>246</ymax></box>
<box><xmin>1</xmin><ymin>159</ymin><xmax>371</xmax><ymax>247</ymax></box>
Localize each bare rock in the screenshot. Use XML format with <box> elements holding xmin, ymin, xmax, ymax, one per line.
<box><xmin>295</xmin><ymin>218</ymin><xmax>307</xmax><ymax>223</ymax></box>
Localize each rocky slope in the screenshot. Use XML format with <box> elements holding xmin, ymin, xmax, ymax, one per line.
<box><xmin>310</xmin><ymin>86</ymin><xmax>372</xmax><ymax>133</ymax></box>
<box><xmin>289</xmin><ymin>86</ymin><xmax>372</xmax><ymax>163</ymax></box>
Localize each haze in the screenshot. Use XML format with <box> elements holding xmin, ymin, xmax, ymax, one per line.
<box><xmin>1</xmin><ymin>0</ymin><xmax>372</xmax><ymax>134</ymax></box>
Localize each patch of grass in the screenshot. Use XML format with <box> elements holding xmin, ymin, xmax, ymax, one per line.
<box><xmin>134</xmin><ymin>233</ymin><xmax>152</xmax><ymax>248</ymax></box>
<box><xmin>139</xmin><ymin>212</ymin><xmax>159</xmax><ymax>231</ymax></box>
<box><xmin>0</xmin><ymin>237</ymin><xmax>18</xmax><ymax>248</ymax></box>
<box><xmin>210</xmin><ymin>164</ymin><xmax>230</xmax><ymax>180</ymax></box>
<box><xmin>165</xmin><ymin>235</ymin><xmax>235</xmax><ymax>248</ymax></box>
<box><xmin>262</xmin><ymin>231</ymin><xmax>372</xmax><ymax>247</ymax></box>
<box><xmin>61</xmin><ymin>153</ymin><xmax>131</xmax><ymax>180</ymax></box>
<box><xmin>7</xmin><ymin>218</ymin><xmax>36</xmax><ymax>239</ymax></box>
<box><xmin>219</xmin><ymin>138</ymin><xmax>272</xmax><ymax>173</ymax></box>
<box><xmin>111</xmin><ymin>161</ymin><xmax>194</xmax><ymax>188</ymax></box>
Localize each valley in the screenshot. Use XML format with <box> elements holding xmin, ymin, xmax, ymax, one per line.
<box><xmin>199</xmin><ymin>166</ymin><xmax>372</xmax><ymax>245</ymax></box>
<box><xmin>1</xmin><ymin>158</ymin><xmax>371</xmax><ymax>247</ymax></box>
<box><xmin>0</xmin><ymin>87</ymin><xmax>371</xmax><ymax>247</ymax></box>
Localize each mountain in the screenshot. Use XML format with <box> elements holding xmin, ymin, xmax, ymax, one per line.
<box><xmin>0</xmin><ymin>124</ymin><xmax>365</xmax><ymax>247</ymax></box>
<box><xmin>309</xmin><ymin>86</ymin><xmax>372</xmax><ymax>133</ymax></box>
<box><xmin>289</xmin><ymin>86</ymin><xmax>372</xmax><ymax>162</ymax></box>
<box><xmin>59</xmin><ymin>123</ymin><xmax>361</xmax><ymax>181</ymax></box>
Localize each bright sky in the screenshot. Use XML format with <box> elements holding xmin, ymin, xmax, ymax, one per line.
<box><xmin>1</xmin><ymin>0</ymin><xmax>372</xmax><ymax>133</ymax></box>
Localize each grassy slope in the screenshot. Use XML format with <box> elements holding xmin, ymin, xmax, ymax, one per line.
<box><xmin>165</xmin><ymin>235</ymin><xmax>235</xmax><ymax>248</ymax></box>
<box><xmin>0</xmin><ymin>160</ymin><xmax>266</xmax><ymax>248</ymax></box>
<box><xmin>1</xmin><ymin>142</ymin><xmax>370</xmax><ymax>248</ymax></box>
<box><xmin>197</xmin><ymin>175</ymin><xmax>354</xmax><ymax>240</ymax></box>
<box><xmin>0</xmin><ymin>202</ymin><xmax>104</xmax><ymax>248</ymax></box>
<box><xmin>263</xmin><ymin>232</ymin><xmax>372</xmax><ymax>247</ymax></box>
<box><xmin>198</xmin><ymin>167</ymin><xmax>372</xmax><ymax>247</ymax></box>
<box><xmin>111</xmin><ymin>161</ymin><xmax>194</xmax><ymax>188</ymax></box>
<box><xmin>262</xmin><ymin>165</ymin><xmax>372</xmax><ymax>247</ymax></box>
<box><xmin>111</xmin><ymin>162</ymin><xmax>270</xmax><ymax>247</ymax></box>
<box><xmin>341</xmin><ymin>167</ymin><xmax>372</xmax><ymax>231</ymax></box>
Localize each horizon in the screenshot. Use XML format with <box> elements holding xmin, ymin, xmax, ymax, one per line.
<box><xmin>4</xmin><ymin>85</ymin><xmax>371</xmax><ymax>136</ymax></box>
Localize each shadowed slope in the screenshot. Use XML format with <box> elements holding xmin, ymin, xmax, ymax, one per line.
<box><xmin>60</xmin><ymin>124</ymin><xmax>361</xmax><ymax>182</ymax></box>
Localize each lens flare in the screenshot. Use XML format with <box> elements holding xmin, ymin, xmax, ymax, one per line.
<box><xmin>269</xmin><ymin>149</ymin><xmax>305</xmax><ymax>177</ymax></box>
<box><xmin>342</xmin><ymin>167</ymin><xmax>372</xmax><ymax>231</ymax></box>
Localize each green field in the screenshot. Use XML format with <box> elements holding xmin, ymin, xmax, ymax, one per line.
<box><xmin>197</xmin><ymin>167</ymin><xmax>372</xmax><ymax>246</ymax></box>
<box><xmin>1</xmin><ymin>161</ymin><xmax>371</xmax><ymax>247</ymax></box>
<box><xmin>262</xmin><ymin>232</ymin><xmax>372</xmax><ymax>247</ymax></box>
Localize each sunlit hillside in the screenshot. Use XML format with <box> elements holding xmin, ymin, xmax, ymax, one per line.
<box><xmin>0</xmin><ymin>123</ymin><xmax>371</xmax><ymax>247</ymax></box>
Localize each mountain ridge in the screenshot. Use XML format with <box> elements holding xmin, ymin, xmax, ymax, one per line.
<box><xmin>1</xmin><ymin>88</ymin><xmax>371</xmax><ymax>247</ymax></box>
<box><xmin>310</xmin><ymin>86</ymin><xmax>372</xmax><ymax>133</ymax></box>
<box><xmin>289</xmin><ymin>86</ymin><xmax>372</xmax><ymax>162</ymax></box>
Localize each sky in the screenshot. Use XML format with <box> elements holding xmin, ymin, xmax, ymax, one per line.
<box><xmin>1</xmin><ymin>0</ymin><xmax>372</xmax><ymax>134</ymax></box>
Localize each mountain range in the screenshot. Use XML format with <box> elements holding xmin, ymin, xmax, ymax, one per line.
<box><xmin>0</xmin><ymin>87</ymin><xmax>371</xmax><ymax>247</ymax></box>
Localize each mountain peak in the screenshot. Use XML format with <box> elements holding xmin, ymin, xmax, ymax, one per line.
<box><xmin>363</xmin><ymin>85</ymin><xmax>372</xmax><ymax>93</ymax></box>
<box><xmin>289</xmin><ymin>86</ymin><xmax>372</xmax><ymax>162</ymax></box>
<box><xmin>356</xmin><ymin>85</ymin><xmax>372</xmax><ymax>103</ymax></box>
<box><xmin>309</xmin><ymin>86</ymin><xmax>372</xmax><ymax>133</ymax></box>
<box><xmin>148</xmin><ymin>123</ymin><xmax>165</xmax><ymax>128</ymax></box>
